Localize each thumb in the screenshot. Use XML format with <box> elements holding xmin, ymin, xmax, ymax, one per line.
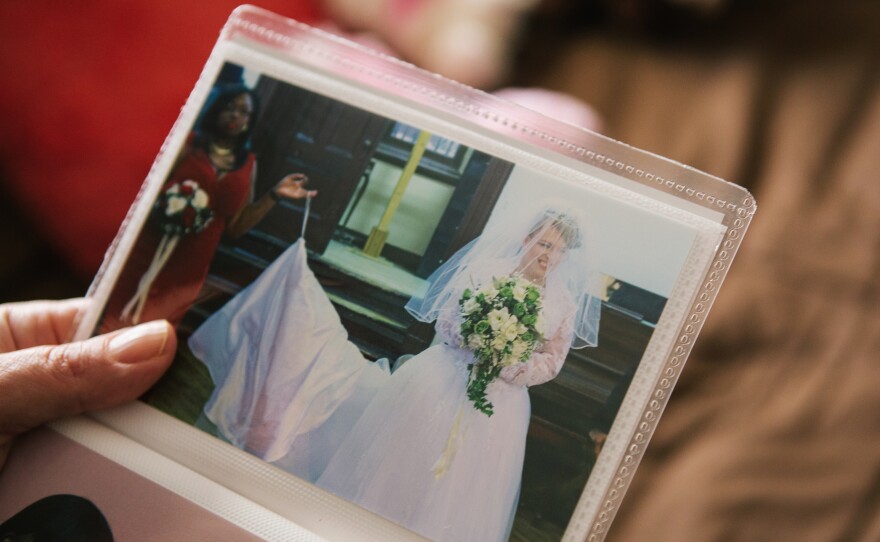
<box><xmin>0</xmin><ymin>320</ymin><xmax>176</xmax><ymax>440</ymax></box>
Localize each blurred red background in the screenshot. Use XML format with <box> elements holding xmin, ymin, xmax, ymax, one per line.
<box><xmin>0</xmin><ymin>1</ymin><xmax>321</xmax><ymax>279</ymax></box>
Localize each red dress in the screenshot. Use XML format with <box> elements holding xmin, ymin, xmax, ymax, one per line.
<box><xmin>101</xmin><ymin>145</ymin><xmax>255</xmax><ymax>331</ymax></box>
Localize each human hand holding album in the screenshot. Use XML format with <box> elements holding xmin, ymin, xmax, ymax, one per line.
<box><xmin>0</xmin><ymin>299</ymin><xmax>176</xmax><ymax>468</ymax></box>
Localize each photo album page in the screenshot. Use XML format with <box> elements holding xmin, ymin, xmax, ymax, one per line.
<box><xmin>1</xmin><ymin>7</ymin><xmax>755</xmax><ymax>542</ymax></box>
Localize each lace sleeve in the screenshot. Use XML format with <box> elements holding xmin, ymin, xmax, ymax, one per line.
<box><xmin>499</xmin><ymin>311</ymin><xmax>575</xmax><ymax>387</ymax></box>
<box><xmin>434</xmin><ymin>311</ymin><xmax>463</xmax><ymax>347</ymax></box>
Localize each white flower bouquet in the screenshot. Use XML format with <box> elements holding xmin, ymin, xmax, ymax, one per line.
<box><xmin>459</xmin><ymin>276</ymin><xmax>545</xmax><ymax>416</ymax></box>
<box><xmin>153</xmin><ymin>179</ymin><xmax>213</xmax><ymax>235</ymax></box>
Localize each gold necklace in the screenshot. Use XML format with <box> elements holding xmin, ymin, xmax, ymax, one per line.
<box><xmin>210</xmin><ymin>142</ymin><xmax>234</xmax><ymax>156</ymax></box>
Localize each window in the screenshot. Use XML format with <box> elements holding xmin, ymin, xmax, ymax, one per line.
<box><xmin>389</xmin><ymin>123</ymin><xmax>462</xmax><ymax>159</ymax></box>
<box><xmin>378</xmin><ymin>122</ymin><xmax>470</xmax><ymax>181</ymax></box>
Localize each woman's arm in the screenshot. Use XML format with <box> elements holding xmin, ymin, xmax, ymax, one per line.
<box><xmin>435</xmin><ymin>311</ymin><xmax>463</xmax><ymax>347</ymax></box>
<box><xmin>499</xmin><ymin>312</ymin><xmax>575</xmax><ymax>387</ymax></box>
<box><xmin>226</xmin><ymin>168</ymin><xmax>316</xmax><ymax>238</ymax></box>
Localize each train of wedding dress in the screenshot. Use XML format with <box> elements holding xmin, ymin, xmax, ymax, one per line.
<box><xmin>189</xmin><ymin>238</ymin><xmax>390</xmax><ymax>481</ymax></box>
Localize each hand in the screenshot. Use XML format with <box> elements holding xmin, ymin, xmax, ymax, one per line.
<box><xmin>0</xmin><ymin>299</ymin><xmax>176</xmax><ymax>468</ymax></box>
<box><xmin>273</xmin><ymin>173</ymin><xmax>317</xmax><ymax>200</ymax></box>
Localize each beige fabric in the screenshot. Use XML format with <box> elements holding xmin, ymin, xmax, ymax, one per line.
<box><xmin>527</xmin><ymin>4</ymin><xmax>880</xmax><ymax>540</ymax></box>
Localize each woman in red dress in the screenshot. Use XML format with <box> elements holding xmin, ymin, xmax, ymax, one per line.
<box><xmin>101</xmin><ymin>83</ymin><xmax>315</xmax><ymax>331</ymax></box>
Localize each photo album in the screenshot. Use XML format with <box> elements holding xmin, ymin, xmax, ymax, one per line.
<box><xmin>0</xmin><ymin>6</ymin><xmax>755</xmax><ymax>542</ymax></box>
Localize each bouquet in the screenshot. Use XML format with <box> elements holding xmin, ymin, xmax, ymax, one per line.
<box><xmin>459</xmin><ymin>276</ymin><xmax>545</xmax><ymax>416</ymax></box>
<box><xmin>122</xmin><ymin>179</ymin><xmax>213</xmax><ymax>324</ymax></box>
<box><xmin>152</xmin><ymin>179</ymin><xmax>213</xmax><ymax>235</ymax></box>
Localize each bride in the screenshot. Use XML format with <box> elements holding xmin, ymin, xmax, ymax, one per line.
<box><xmin>190</xmin><ymin>204</ymin><xmax>602</xmax><ymax>541</ymax></box>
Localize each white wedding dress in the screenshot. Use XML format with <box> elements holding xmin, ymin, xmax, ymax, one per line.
<box><xmin>317</xmin><ymin>292</ymin><xmax>575</xmax><ymax>542</ymax></box>
<box><xmin>191</xmin><ymin>238</ymin><xmax>577</xmax><ymax>542</ymax></box>
<box><xmin>190</xmin><ymin>239</ymin><xmax>390</xmax><ymax>481</ymax></box>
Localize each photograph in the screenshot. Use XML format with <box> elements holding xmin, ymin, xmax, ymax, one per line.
<box><xmin>97</xmin><ymin>61</ymin><xmax>701</xmax><ymax>542</ymax></box>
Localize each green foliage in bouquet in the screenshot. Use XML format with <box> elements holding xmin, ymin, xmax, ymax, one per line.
<box><xmin>459</xmin><ymin>276</ymin><xmax>545</xmax><ymax>416</ymax></box>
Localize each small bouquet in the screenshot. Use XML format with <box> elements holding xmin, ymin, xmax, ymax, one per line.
<box><xmin>122</xmin><ymin>180</ymin><xmax>213</xmax><ymax>324</ymax></box>
<box><xmin>459</xmin><ymin>276</ymin><xmax>545</xmax><ymax>416</ymax></box>
<box><xmin>152</xmin><ymin>179</ymin><xmax>213</xmax><ymax>235</ymax></box>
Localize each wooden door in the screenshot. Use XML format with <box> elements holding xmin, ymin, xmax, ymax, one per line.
<box><xmin>250</xmin><ymin>79</ymin><xmax>388</xmax><ymax>254</ymax></box>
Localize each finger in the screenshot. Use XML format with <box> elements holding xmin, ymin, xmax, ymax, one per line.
<box><xmin>0</xmin><ymin>320</ymin><xmax>176</xmax><ymax>438</ymax></box>
<box><xmin>0</xmin><ymin>298</ymin><xmax>90</xmax><ymax>353</ymax></box>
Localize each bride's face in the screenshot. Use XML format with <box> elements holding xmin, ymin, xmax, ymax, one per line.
<box><xmin>519</xmin><ymin>226</ymin><xmax>568</xmax><ymax>283</ymax></box>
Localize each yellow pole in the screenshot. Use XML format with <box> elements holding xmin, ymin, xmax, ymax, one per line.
<box><xmin>364</xmin><ymin>129</ymin><xmax>432</xmax><ymax>257</ymax></box>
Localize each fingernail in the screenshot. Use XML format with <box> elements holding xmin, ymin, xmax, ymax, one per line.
<box><xmin>109</xmin><ymin>321</ymin><xmax>170</xmax><ymax>364</ymax></box>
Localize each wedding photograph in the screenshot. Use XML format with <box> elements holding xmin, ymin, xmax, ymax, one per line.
<box><xmin>96</xmin><ymin>61</ymin><xmax>700</xmax><ymax>541</ymax></box>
